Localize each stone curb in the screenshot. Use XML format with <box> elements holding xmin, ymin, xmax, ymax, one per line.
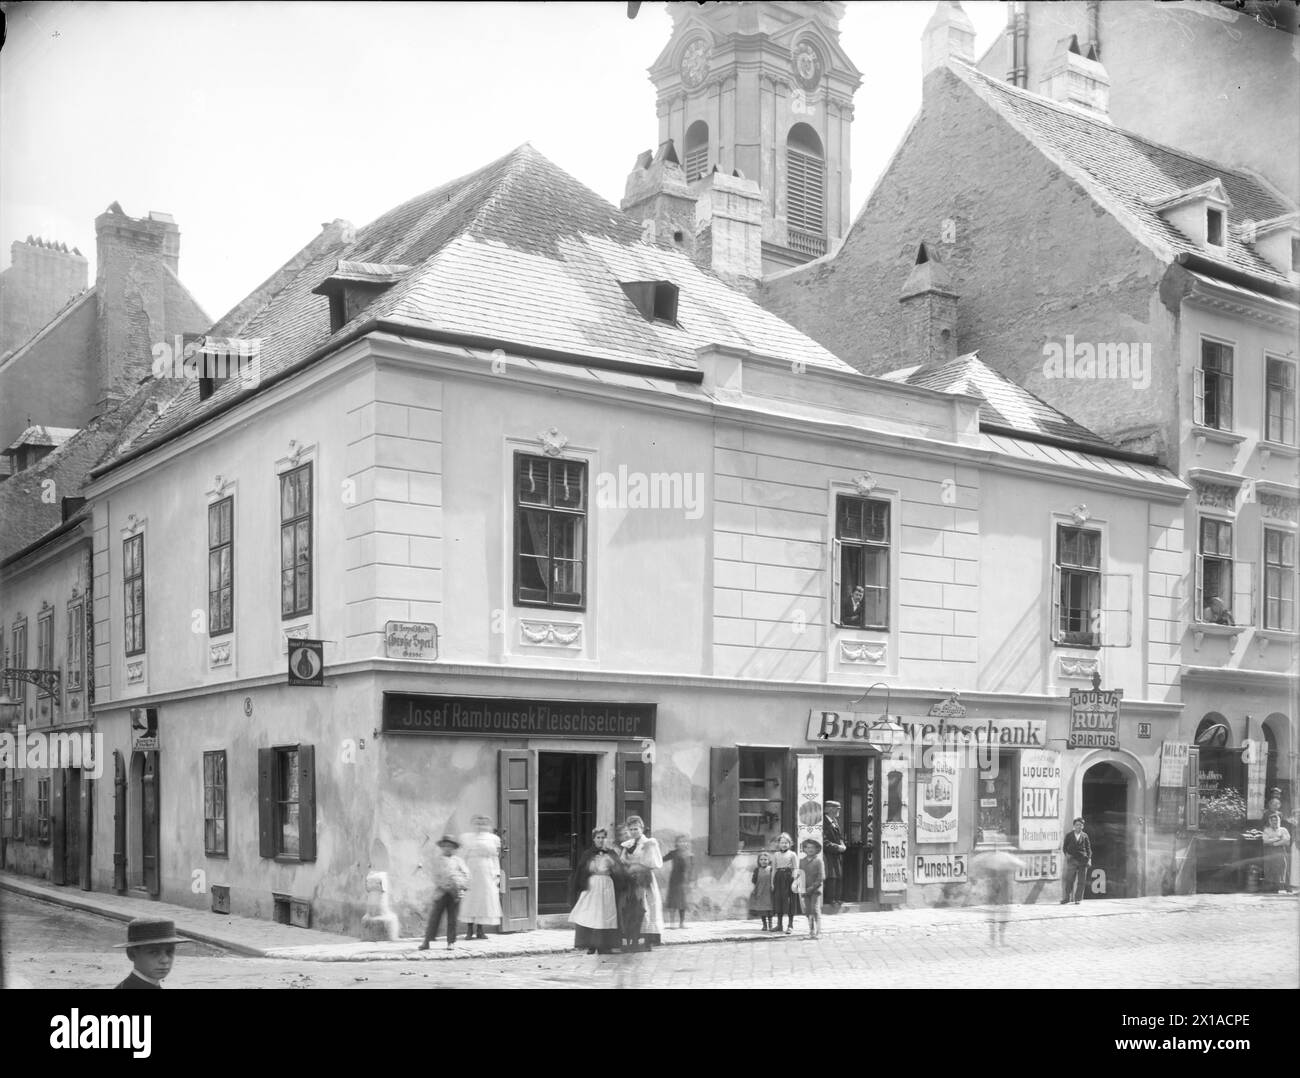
<box><xmin>5</xmin><ymin>873</ymin><xmax>1290</xmax><ymax>964</ymax></box>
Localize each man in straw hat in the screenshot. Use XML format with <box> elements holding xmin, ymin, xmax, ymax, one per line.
<box><xmin>418</xmin><ymin>836</ymin><xmax>470</xmax><ymax>950</ymax></box>
<box><xmin>114</xmin><ymin>917</ymin><xmax>191</xmax><ymax>989</ymax></box>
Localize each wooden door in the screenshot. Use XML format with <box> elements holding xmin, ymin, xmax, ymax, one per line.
<box><xmin>142</xmin><ymin>753</ymin><xmax>160</xmax><ymax>897</ymax></box>
<box><xmin>51</xmin><ymin>771</ymin><xmax>66</xmax><ymax>885</ymax></box>
<box><xmin>64</xmin><ymin>770</ymin><xmax>82</xmax><ymax>888</ymax></box>
<box><xmin>498</xmin><ymin>750</ymin><xmax>535</xmax><ymax>932</ymax></box>
<box><xmin>113</xmin><ymin>752</ymin><xmax>127</xmax><ymax>894</ymax></box>
<box><xmin>81</xmin><ymin>773</ymin><xmax>93</xmax><ymax>891</ymax></box>
<box><xmin>615</xmin><ymin>750</ymin><xmax>652</xmax><ymax>829</ymax></box>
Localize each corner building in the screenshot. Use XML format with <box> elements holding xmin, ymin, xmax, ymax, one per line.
<box><xmin>79</xmin><ymin>145</ymin><xmax>1190</xmax><ymax>934</ymax></box>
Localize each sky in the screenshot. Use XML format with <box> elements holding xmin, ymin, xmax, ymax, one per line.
<box><xmin>0</xmin><ymin>1</ymin><xmax>1006</xmax><ymax>320</ymax></box>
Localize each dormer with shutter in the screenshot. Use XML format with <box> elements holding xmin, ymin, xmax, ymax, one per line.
<box><xmin>1242</xmin><ymin>212</ymin><xmax>1300</xmax><ymax>283</ymax></box>
<box><xmin>1146</xmin><ymin>179</ymin><xmax>1233</xmax><ymax>253</ymax></box>
<box><xmin>311</xmin><ymin>260</ymin><xmax>412</xmax><ymax>333</ymax></box>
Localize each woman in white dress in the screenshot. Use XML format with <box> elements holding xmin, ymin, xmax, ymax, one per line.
<box><xmin>459</xmin><ymin>815</ymin><xmax>502</xmax><ymax>940</ymax></box>
<box><xmin>619</xmin><ymin>815</ymin><xmax>664</xmax><ymax>949</ymax></box>
<box><xmin>568</xmin><ymin>828</ymin><xmax>623</xmax><ymax>954</ymax></box>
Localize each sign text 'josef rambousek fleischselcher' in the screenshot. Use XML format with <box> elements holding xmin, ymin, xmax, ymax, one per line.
<box><xmin>381</xmin><ymin>693</ymin><xmax>656</xmax><ymax>740</ymax></box>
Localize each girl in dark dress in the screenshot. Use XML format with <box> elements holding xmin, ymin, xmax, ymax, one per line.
<box><xmin>661</xmin><ymin>834</ymin><xmax>693</xmax><ymax>928</ymax></box>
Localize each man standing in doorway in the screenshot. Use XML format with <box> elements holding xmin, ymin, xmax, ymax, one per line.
<box><xmin>1061</xmin><ymin>816</ymin><xmax>1091</xmax><ymax>904</ymax></box>
<box><xmin>822</xmin><ymin>801</ymin><xmax>847</xmax><ymax>910</ymax></box>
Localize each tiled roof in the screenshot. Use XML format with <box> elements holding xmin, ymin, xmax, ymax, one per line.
<box><xmin>126</xmin><ymin>144</ymin><xmax>849</xmax><ymax>457</ymax></box>
<box><xmin>950</xmin><ymin>63</ymin><xmax>1296</xmax><ymax>289</ymax></box>
<box><xmin>5</xmin><ymin>425</ymin><xmax>80</xmax><ymax>451</ymax></box>
<box><xmin>895</xmin><ymin>351</ymin><xmax>1117</xmax><ymax>452</ymax></box>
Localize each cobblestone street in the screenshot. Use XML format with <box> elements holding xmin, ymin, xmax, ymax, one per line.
<box><xmin>4</xmin><ymin>891</ymin><xmax>1295</xmax><ymax>990</ymax></box>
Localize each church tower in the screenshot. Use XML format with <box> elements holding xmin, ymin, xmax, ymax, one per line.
<box><xmin>646</xmin><ymin>1</ymin><xmax>861</xmax><ymax>274</ymax></box>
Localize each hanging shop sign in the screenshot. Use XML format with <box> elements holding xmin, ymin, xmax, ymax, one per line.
<box><xmin>1155</xmin><ymin>741</ymin><xmax>1190</xmax><ymax>831</ymax></box>
<box><xmin>1015</xmin><ymin>851</ymin><xmax>1060</xmax><ymax>881</ymax></box>
<box><xmin>794</xmin><ymin>754</ymin><xmax>824</xmax><ymax>851</ymax></box>
<box><xmin>1018</xmin><ymin>749</ymin><xmax>1063</xmax><ymax>851</ymax></box>
<box><xmin>287</xmin><ymin>640</ymin><xmax>325</xmax><ymax>687</ymax></box>
<box><xmin>914</xmin><ymin>854</ymin><xmax>967</xmax><ymax>884</ymax></box>
<box><xmin>384</xmin><ymin>621</ymin><xmax>438</xmax><ymax>660</ymax></box>
<box><xmin>381</xmin><ymin>693</ymin><xmax>656</xmax><ymax>740</ymax></box>
<box><xmin>1067</xmin><ymin>688</ymin><xmax>1122</xmax><ymax>749</ymax></box>
<box><xmin>130</xmin><ymin>707</ymin><xmax>159</xmax><ymax>752</ymax></box>
<box><xmin>880</xmin><ymin>757</ymin><xmax>909</xmax><ymax>893</ymax></box>
<box><xmin>916</xmin><ymin>752</ymin><xmax>958</xmax><ymax>844</ymax></box>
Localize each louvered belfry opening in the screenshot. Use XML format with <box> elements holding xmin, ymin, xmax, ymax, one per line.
<box><xmin>786</xmin><ymin>123</ymin><xmax>826</xmax><ymax>256</ymax></box>
<box><xmin>684</xmin><ymin>120</ymin><xmax>710</xmax><ymax>182</ymax></box>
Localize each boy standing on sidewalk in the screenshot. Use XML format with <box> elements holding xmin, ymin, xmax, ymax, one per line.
<box><xmin>419</xmin><ymin>836</ymin><xmax>470</xmax><ymax>950</ymax></box>
<box><xmin>800</xmin><ymin>838</ymin><xmax>826</xmax><ymax>940</ymax></box>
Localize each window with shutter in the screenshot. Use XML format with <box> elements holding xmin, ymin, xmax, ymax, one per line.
<box><xmin>786</xmin><ymin>123</ymin><xmax>826</xmax><ymax>257</ymax></box>
<box><xmin>684</xmin><ymin>120</ymin><xmax>709</xmax><ymax>182</ymax></box>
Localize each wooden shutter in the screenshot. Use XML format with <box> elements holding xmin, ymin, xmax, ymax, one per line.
<box><xmin>297</xmin><ymin>744</ymin><xmax>316</xmax><ymax>862</ymax></box>
<box><xmin>1232</xmin><ymin>561</ymin><xmax>1254</xmax><ymax>627</ymax></box>
<box><xmin>1193</xmin><ymin>367</ymin><xmax>1205</xmax><ymax>426</ymax></box>
<box><xmin>708</xmin><ymin>746</ymin><xmax>740</xmax><ymax>855</ymax></box>
<box><xmin>81</xmin><ymin>775</ymin><xmax>93</xmax><ymax>891</ymax></box>
<box><xmin>498</xmin><ymin>750</ymin><xmax>535</xmax><ymax>932</ymax></box>
<box><xmin>831</xmin><ymin>539</ymin><xmax>842</xmax><ymax>625</ymax></box>
<box><xmin>1100</xmin><ymin>573</ymin><xmax>1132</xmax><ymax>647</ymax></box>
<box><xmin>616</xmin><ymin>751</ymin><xmax>652</xmax><ymax>830</ymax></box>
<box><xmin>258</xmin><ymin>748</ymin><xmax>275</xmax><ymax>858</ymax></box>
<box><xmin>1050</xmin><ymin>563</ymin><xmax>1062</xmax><ymax>643</ymax></box>
<box><xmin>1187</xmin><ymin>747</ymin><xmax>1200</xmax><ymax>831</ymax></box>
<box><xmin>51</xmin><ymin>775</ymin><xmax>66</xmax><ymax>885</ymax></box>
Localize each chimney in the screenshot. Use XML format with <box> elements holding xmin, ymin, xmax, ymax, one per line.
<box><xmin>694</xmin><ymin>167</ymin><xmax>763</xmax><ymax>285</ymax></box>
<box><xmin>0</xmin><ymin>237</ymin><xmax>89</xmax><ymax>355</ymax></box>
<box><xmin>899</xmin><ymin>242</ymin><xmax>958</xmax><ymax>365</ymax></box>
<box><xmin>93</xmin><ymin>202</ymin><xmax>186</xmax><ymax>409</ymax></box>
<box><xmin>1038</xmin><ymin>35</ymin><xmax>1110</xmax><ymax>118</ymax></box>
<box><xmin>922</xmin><ymin>1</ymin><xmax>976</xmax><ymax>79</ymax></box>
<box><xmin>621</xmin><ymin>140</ymin><xmax>698</xmax><ymax>256</ymax></box>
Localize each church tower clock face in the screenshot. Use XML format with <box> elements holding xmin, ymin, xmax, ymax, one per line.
<box><xmin>793</xmin><ymin>40</ymin><xmax>823</xmax><ymax>91</ymax></box>
<box><xmin>680</xmin><ymin>37</ymin><xmax>710</xmax><ymax>89</ymax></box>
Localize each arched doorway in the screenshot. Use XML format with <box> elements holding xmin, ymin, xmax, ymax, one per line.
<box><xmin>1081</xmin><ymin>761</ymin><xmax>1133</xmax><ymax>898</ymax></box>
<box><xmin>1262</xmin><ymin>713</ymin><xmax>1291</xmax><ymax>814</ymax></box>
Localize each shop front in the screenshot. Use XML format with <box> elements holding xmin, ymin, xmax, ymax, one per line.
<box><xmin>380</xmin><ymin>691</ymin><xmax>655</xmax><ymax>931</ymax></box>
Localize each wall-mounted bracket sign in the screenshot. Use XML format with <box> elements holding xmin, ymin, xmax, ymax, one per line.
<box><xmin>288</xmin><ymin>640</ymin><xmax>325</xmax><ymax>687</ymax></box>
<box><xmin>1067</xmin><ymin>687</ymin><xmax>1122</xmax><ymax>749</ymax></box>
<box><xmin>381</xmin><ymin>693</ymin><xmax>656</xmax><ymax>740</ymax></box>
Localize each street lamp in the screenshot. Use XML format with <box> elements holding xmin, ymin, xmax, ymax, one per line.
<box><xmin>849</xmin><ymin>682</ymin><xmax>906</xmax><ymax>751</ymax></box>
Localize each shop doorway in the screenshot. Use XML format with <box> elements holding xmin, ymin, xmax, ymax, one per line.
<box><xmin>53</xmin><ymin>768</ymin><xmax>81</xmax><ymax>887</ymax></box>
<box><xmin>128</xmin><ymin>752</ymin><xmax>160</xmax><ymax>896</ymax></box>
<box><xmin>1082</xmin><ymin>762</ymin><xmax>1128</xmax><ymax>899</ymax></box>
<box><xmin>537</xmin><ymin>753</ymin><xmax>597</xmax><ymax>914</ymax></box>
<box><xmin>822</xmin><ymin>754</ymin><xmax>878</xmax><ymax>903</ymax></box>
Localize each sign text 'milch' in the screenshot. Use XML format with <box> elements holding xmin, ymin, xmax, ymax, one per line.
<box><xmin>381</xmin><ymin>693</ymin><xmax>656</xmax><ymax>740</ymax></box>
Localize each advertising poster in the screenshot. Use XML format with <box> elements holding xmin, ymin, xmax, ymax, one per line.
<box><xmin>880</xmin><ymin>757</ymin><xmax>909</xmax><ymax>893</ymax></box>
<box><xmin>794</xmin><ymin>754</ymin><xmax>824</xmax><ymax>851</ymax></box>
<box><xmin>914</xmin><ymin>854</ymin><xmax>967</xmax><ymax>884</ymax></box>
<box><xmin>1155</xmin><ymin>741</ymin><xmax>1190</xmax><ymax>831</ymax></box>
<box><xmin>1068</xmin><ymin>687</ymin><xmax>1122</xmax><ymax>749</ymax></box>
<box><xmin>916</xmin><ymin>751</ymin><xmax>958</xmax><ymax>844</ymax></box>
<box><xmin>1018</xmin><ymin>749</ymin><xmax>1062</xmax><ymax>850</ymax></box>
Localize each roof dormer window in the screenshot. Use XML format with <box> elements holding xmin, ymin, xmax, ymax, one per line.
<box><xmin>619</xmin><ymin>280</ymin><xmax>679</xmax><ymax>325</ymax></box>
<box><xmin>195</xmin><ymin>336</ymin><xmax>261</xmax><ymax>401</ymax></box>
<box><xmin>1242</xmin><ymin>213</ymin><xmax>1300</xmax><ymax>279</ymax></box>
<box><xmin>311</xmin><ymin>260</ymin><xmax>412</xmax><ymax>333</ymax></box>
<box><xmin>1206</xmin><ymin>207</ymin><xmax>1225</xmax><ymax>247</ymax></box>
<box><xmin>1146</xmin><ymin>179</ymin><xmax>1233</xmax><ymax>253</ymax></box>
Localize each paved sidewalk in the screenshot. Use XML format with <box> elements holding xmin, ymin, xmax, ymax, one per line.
<box><xmin>3</xmin><ymin>871</ymin><xmax>1290</xmax><ymax>963</ymax></box>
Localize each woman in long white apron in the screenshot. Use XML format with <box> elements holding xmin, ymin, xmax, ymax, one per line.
<box><xmin>459</xmin><ymin>815</ymin><xmax>503</xmax><ymax>940</ymax></box>
<box><xmin>569</xmin><ymin>828</ymin><xmax>623</xmax><ymax>954</ymax></box>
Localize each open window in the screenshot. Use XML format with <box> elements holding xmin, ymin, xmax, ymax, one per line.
<box><xmin>833</xmin><ymin>495</ymin><xmax>889</xmax><ymax>629</ymax></box>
